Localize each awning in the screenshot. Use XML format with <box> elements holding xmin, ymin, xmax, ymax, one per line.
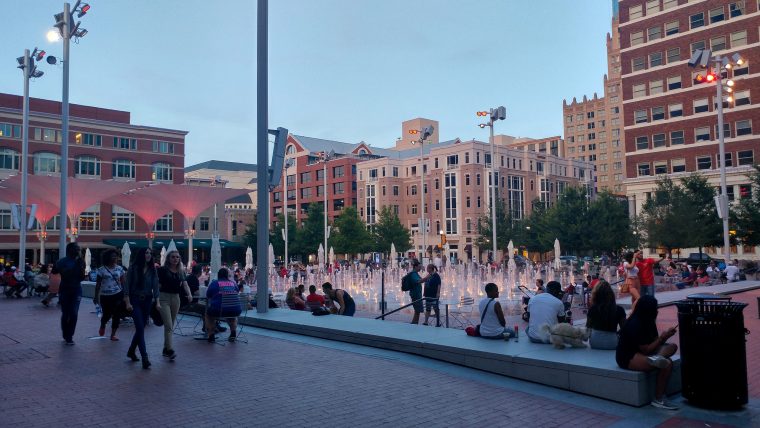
<box><xmin>102</xmin><ymin>238</ymin><xmax>243</xmax><ymax>249</ymax></box>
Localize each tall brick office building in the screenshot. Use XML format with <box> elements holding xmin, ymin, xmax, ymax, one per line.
<box><xmin>0</xmin><ymin>93</ymin><xmax>186</xmax><ymax>264</ymax></box>
<box><xmin>618</xmin><ymin>0</ymin><xmax>760</xmax><ymax>258</ymax></box>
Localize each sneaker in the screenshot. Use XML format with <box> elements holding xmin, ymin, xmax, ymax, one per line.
<box><xmin>651</xmin><ymin>398</ymin><xmax>678</xmax><ymax>410</ymax></box>
<box><xmin>110</xmin><ymin>335</ymin><xmax>119</xmax><ymax>341</ymax></box>
<box><xmin>98</xmin><ymin>327</ymin><xmax>105</xmax><ymax>337</ymax></box>
<box><xmin>162</xmin><ymin>349</ymin><xmax>176</xmax><ymax>360</ymax></box>
<box><xmin>647</xmin><ymin>355</ymin><xmax>670</xmax><ymax>369</ymax></box>
<box><xmin>65</xmin><ymin>340</ymin><xmax>75</xmax><ymax>346</ymax></box>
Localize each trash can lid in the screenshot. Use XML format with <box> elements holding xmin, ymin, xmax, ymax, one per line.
<box><xmin>687</xmin><ymin>293</ymin><xmax>731</xmax><ymax>301</ymax></box>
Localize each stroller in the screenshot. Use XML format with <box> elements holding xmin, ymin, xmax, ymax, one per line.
<box><xmin>518</xmin><ymin>285</ymin><xmax>574</xmax><ymax>323</ymax></box>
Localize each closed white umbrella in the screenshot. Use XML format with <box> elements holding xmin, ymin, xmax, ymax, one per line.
<box><xmin>268</xmin><ymin>243</ymin><xmax>275</xmax><ymax>270</ymax></box>
<box><xmin>210</xmin><ymin>235</ymin><xmax>222</xmax><ymax>280</ymax></box>
<box><xmin>317</xmin><ymin>244</ymin><xmax>325</xmax><ymax>269</ymax></box>
<box><xmin>167</xmin><ymin>239</ymin><xmax>178</xmax><ymax>255</ymax></box>
<box><xmin>390</xmin><ymin>243</ymin><xmax>397</xmax><ymax>269</ymax></box>
<box><xmin>554</xmin><ymin>238</ymin><xmax>561</xmax><ymax>270</ymax></box>
<box><xmin>84</xmin><ymin>248</ymin><xmax>92</xmax><ymax>274</ymax></box>
<box><xmin>329</xmin><ymin>246</ymin><xmax>335</xmax><ymax>266</ymax></box>
<box><xmin>121</xmin><ymin>242</ymin><xmax>131</xmax><ymax>268</ymax></box>
<box><xmin>160</xmin><ymin>246</ymin><xmax>167</xmax><ymax>266</ymax></box>
<box><xmin>245</xmin><ymin>246</ymin><xmax>253</xmax><ymax>270</ymax></box>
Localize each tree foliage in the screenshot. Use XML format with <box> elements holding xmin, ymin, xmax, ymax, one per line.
<box><xmin>295</xmin><ymin>203</ymin><xmax>325</xmax><ymax>256</ymax></box>
<box><xmin>475</xmin><ymin>196</ymin><xmax>515</xmax><ymax>250</ymax></box>
<box><xmin>329</xmin><ymin>206</ymin><xmax>372</xmax><ymax>256</ymax></box>
<box><xmin>372</xmin><ymin>206</ymin><xmax>412</xmax><ymax>254</ymax></box>
<box><xmin>733</xmin><ymin>165</ymin><xmax>760</xmax><ymax>247</ymax></box>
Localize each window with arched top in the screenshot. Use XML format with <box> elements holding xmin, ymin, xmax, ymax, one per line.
<box><xmin>358</xmin><ymin>149</ymin><xmax>367</xmax><ymax>155</ymax></box>
<box><xmin>0</xmin><ymin>148</ymin><xmax>19</xmax><ymax>170</ymax></box>
<box><xmin>33</xmin><ymin>152</ymin><xmax>61</xmax><ymax>174</ymax></box>
<box><xmin>112</xmin><ymin>159</ymin><xmax>136</xmax><ymax>179</ymax></box>
<box><xmin>152</xmin><ymin>162</ymin><xmax>173</xmax><ymax>182</ymax></box>
<box><xmin>74</xmin><ymin>155</ymin><xmax>101</xmax><ymax>177</ymax></box>
<box><xmin>286</xmin><ymin>144</ymin><xmax>296</xmax><ymax>155</ymax></box>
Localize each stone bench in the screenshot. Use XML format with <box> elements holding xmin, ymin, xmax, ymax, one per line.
<box><xmin>238</xmin><ymin>309</ymin><xmax>680</xmax><ymax>407</ymax></box>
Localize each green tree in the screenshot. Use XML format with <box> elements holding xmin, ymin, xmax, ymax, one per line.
<box><xmin>734</xmin><ymin>165</ymin><xmax>760</xmax><ymax>246</ymax></box>
<box><xmin>295</xmin><ymin>203</ymin><xmax>326</xmax><ymax>256</ymax></box>
<box><xmin>680</xmin><ymin>174</ymin><xmax>723</xmax><ymax>254</ymax></box>
<box><xmin>639</xmin><ymin>177</ymin><xmax>688</xmax><ymax>255</ymax></box>
<box><xmin>269</xmin><ymin>213</ymin><xmax>298</xmax><ymax>262</ymax></box>
<box><xmin>548</xmin><ymin>186</ymin><xmax>591</xmax><ymax>254</ymax></box>
<box><xmin>241</xmin><ymin>218</ymin><xmax>259</xmax><ymax>261</ymax></box>
<box><xmin>372</xmin><ymin>206</ymin><xmax>411</xmax><ymax>254</ymax></box>
<box><xmin>585</xmin><ymin>191</ymin><xmax>637</xmax><ymax>254</ymax></box>
<box><xmin>518</xmin><ymin>199</ymin><xmax>555</xmax><ymax>255</ymax></box>
<box><xmin>475</xmin><ymin>196</ymin><xmax>515</xmax><ymax>251</ymax></box>
<box><xmin>329</xmin><ymin>206</ymin><xmax>372</xmax><ymax>256</ymax></box>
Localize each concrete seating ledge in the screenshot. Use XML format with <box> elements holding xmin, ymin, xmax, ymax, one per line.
<box><xmin>80</xmin><ymin>281</ymin><xmax>678</xmax><ymax>406</ymax></box>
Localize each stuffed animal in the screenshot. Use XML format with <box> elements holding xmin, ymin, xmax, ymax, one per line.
<box><xmin>540</xmin><ymin>323</ymin><xmax>589</xmax><ymax>349</ymax></box>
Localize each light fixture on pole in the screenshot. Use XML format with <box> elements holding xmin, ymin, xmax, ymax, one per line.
<box><xmin>410</xmin><ymin>125</ymin><xmax>435</xmax><ymax>264</ymax></box>
<box><xmin>477</xmin><ymin>106</ymin><xmax>506</xmax><ymax>263</ymax></box>
<box><xmin>688</xmin><ymin>48</ymin><xmax>746</xmax><ymax>264</ymax></box>
<box><xmin>36</xmin><ymin>230</ymin><xmax>48</xmax><ymax>265</ymax></box>
<box><xmin>16</xmin><ymin>48</ymin><xmax>47</xmax><ymax>274</ymax></box>
<box><xmin>320</xmin><ymin>150</ymin><xmax>335</xmax><ymax>268</ymax></box>
<box><xmin>51</xmin><ymin>0</ymin><xmax>90</xmax><ymax>260</ymax></box>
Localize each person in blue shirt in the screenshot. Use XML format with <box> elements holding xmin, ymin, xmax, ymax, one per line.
<box><xmin>205</xmin><ymin>268</ymin><xmax>242</xmax><ymax>342</ymax></box>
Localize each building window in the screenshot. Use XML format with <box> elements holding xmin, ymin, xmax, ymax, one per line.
<box><xmin>697</xmin><ymin>156</ymin><xmax>712</xmax><ymax>170</ymax></box>
<box><xmin>731</xmin><ymin>30</ymin><xmax>747</xmax><ymax>47</ymax></box>
<box><xmin>734</xmin><ymin>90</ymin><xmax>750</xmax><ymax>106</ymax></box>
<box><xmin>649</xmin><ymin>52</ymin><xmax>663</xmax><ymax>67</ymax></box>
<box><xmin>710</xmin><ymin>35</ymin><xmax>727</xmax><ymax>52</ymax></box>
<box><xmin>709</xmin><ymin>6</ymin><xmax>725</xmax><ymax>23</ymax></box>
<box><xmin>112</xmin><ymin>212</ymin><xmax>135</xmax><ymax>232</ymax></box>
<box><xmin>333</xmin><ymin>182</ymin><xmax>345</xmax><ymax>195</ymax></box>
<box><xmin>476</xmin><ymin>174</ymin><xmax>481</xmax><ymax>186</ymax></box>
<box><xmin>316</xmin><ymin>169</ymin><xmax>324</xmax><ymax>181</ymax></box>
<box><xmin>671</xmin><ymin>130</ymin><xmax>685</xmax><ymax>145</ymax></box>
<box><xmin>300</xmin><ymin>172</ymin><xmax>311</xmax><ymax>183</ymax></box>
<box><xmin>113</xmin><ymin>137</ymin><xmax>137</xmax><ymax>150</ymax></box>
<box><xmin>736</xmin><ymin>120</ymin><xmax>752</xmax><ymax>136</ymax></box>
<box><xmin>0</xmin><ymin>148</ymin><xmax>19</xmax><ymax>170</ymax></box>
<box><xmin>637</xmin><ymin>163</ymin><xmax>651</xmax><ymax>176</ymax></box>
<box><xmin>634</xmin><ymin>110</ymin><xmax>648</xmax><ymax>123</ymax></box>
<box><xmin>633</xmin><ymin>84</ymin><xmax>646</xmax><ymax>98</ymax></box>
<box><xmin>332</xmin><ymin>165</ymin><xmax>345</xmax><ymax>178</ymax></box>
<box><xmin>112</xmin><ymin>159</ymin><xmax>135</xmax><ymax>179</ymax></box>
<box><xmin>301</xmin><ymin>187</ymin><xmax>311</xmax><ymax>199</ymax></box>
<box><xmin>653</xmin><ymin>133</ymin><xmax>666</xmax><ymax>148</ymax></box>
<box><xmin>672</xmin><ymin>158</ymin><xmax>686</xmax><ymax>173</ymax></box>
<box><xmin>715</xmin><ymin>123</ymin><xmax>732</xmax><ymax>138</ymax></box>
<box><xmin>730</xmin><ymin>1</ymin><xmax>745</xmax><ymax>17</ymax></box>
<box><xmin>151</xmin><ymin>140</ymin><xmax>174</xmax><ymax>154</ymax></box>
<box><xmin>636</xmin><ymin>136</ymin><xmax>649</xmax><ymax>150</ymax></box>
<box><xmin>444</xmin><ymin>173</ymin><xmax>457</xmax><ymax>234</ymax></box>
<box><xmin>737</xmin><ymin>150</ymin><xmax>754</xmax><ymax>165</ymax></box>
<box><xmin>631</xmin><ymin>31</ymin><xmax>644</xmax><ymax>46</ymax></box>
<box><xmin>629</xmin><ymin>5</ymin><xmax>643</xmax><ymax>19</ymax></box>
<box><xmin>718</xmin><ymin>152</ymin><xmax>733</xmax><ymax>167</ymax></box>
<box><xmin>650</xmin><ymin>80</ymin><xmax>663</xmax><ymax>94</ymax></box>
<box><xmin>665</xmin><ymin>48</ymin><xmax>680</xmax><ymax>64</ymax></box>
<box><xmin>74</xmin><ymin>155</ymin><xmax>100</xmax><ymax>177</ymax></box>
<box><xmin>198</xmin><ymin>217</ymin><xmax>210</xmax><ymax>231</ymax></box>
<box><xmin>632</xmin><ymin>57</ymin><xmax>645</xmax><ymax>71</ymax></box>
<box><xmin>76</xmin><ymin>133</ymin><xmax>102</xmax><ymax>146</ymax></box>
<box><xmin>667</xmin><ymin>76</ymin><xmax>681</xmax><ymax>90</ymax></box>
<box><xmin>152</xmin><ymin>163</ymin><xmax>173</xmax><ymax>182</ymax></box>
<box><xmin>392</xmin><ymin>167</ymin><xmax>399</xmax><ymax>177</ymax></box>
<box><xmin>33</xmin><ymin>152</ymin><xmax>61</xmax><ymax>174</ymax></box>
<box><xmin>410</xmin><ymin>185</ymin><xmax>417</xmax><ymax>196</ymax></box>
<box><xmin>652</xmin><ymin>106</ymin><xmax>665</xmax><ymax>120</ymax></box>
<box><xmin>647</xmin><ymin>26</ymin><xmax>661</xmax><ymax>41</ymax></box>
<box><xmin>153</xmin><ymin>213</ymin><xmax>173</xmax><ymax>232</ymax></box>
<box><xmin>78</xmin><ymin>211</ymin><xmax>100</xmax><ymax>231</ymax></box>
<box><xmin>646</xmin><ymin>0</ymin><xmax>659</xmax><ymax>14</ymax></box>
<box><xmin>694</xmin><ymin>98</ymin><xmax>709</xmax><ymax>113</ymax></box>
<box><xmin>665</xmin><ymin>20</ymin><xmax>679</xmax><ymax>36</ymax></box>
<box><xmin>392</xmin><ymin>185</ymin><xmax>399</xmax><ymax>196</ymax></box>
<box><xmin>669</xmin><ymin>103</ymin><xmax>683</xmax><ymax>117</ymax></box>
<box><xmin>654</xmin><ymin>161</ymin><xmax>668</xmax><ymax>175</ymax></box>
<box><xmin>690</xmin><ymin>12</ymin><xmax>704</xmax><ymax>29</ymax></box>
<box><xmin>695</xmin><ymin>127</ymin><xmax>711</xmax><ymax>142</ymax></box>
<box><xmin>0</xmin><ymin>123</ymin><xmax>22</xmax><ymax>138</ymax></box>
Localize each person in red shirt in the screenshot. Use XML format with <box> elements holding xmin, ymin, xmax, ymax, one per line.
<box><xmin>635</xmin><ymin>250</ymin><xmax>662</xmax><ymax>298</ymax></box>
<box><xmin>305</xmin><ymin>284</ymin><xmax>325</xmax><ymax>310</ymax></box>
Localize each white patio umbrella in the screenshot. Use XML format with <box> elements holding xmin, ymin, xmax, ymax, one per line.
<box><xmin>329</xmin><ymin>246</ymin><xmax>335</xmax><ymax>266</ymax></box>
<box><xmin>268</xmin><ymin>243</ymin><xmax>275</xmax><ymax>270</ymax></box>
<box><xmin>84</xmin><ymin>248</ymin><xmax>92</xmax><ymax>274</ymax></box>
<box><xmin>390</xmin><ymin>243</ymin><xmax>397</xmax><ymax>269</ymax></box>
<box><xmin>245</xmin><ymin>246</ymin><xmax>253</xmax><ymax>270</ymax></box>
<box><xmin>210</xmin><ymin>235</ymin><xmax>222</xmax><ymax>280</ymax></box>
<box><xmin>160</xmin><ymin>245</ymin><xmax>167</xmax><ymax>266</ymax></box>
<box><xmin>553</xmin><ymin>238</ymin><xmax>561</xmax><ymax>270</ymax></box>
<box><xmin>167</xmin><ymin>239</ymin><xmax>178</xmax><ymax>256</ymax></box>
<box><xmin>121</xmin><ymin>242</ymin><xmax>131</xmax><ymax>268</ymax></box>
<box><xmin>317</xmin><ymin>244</ymin><xmax>325</xmax><ymax>269</ymax></box>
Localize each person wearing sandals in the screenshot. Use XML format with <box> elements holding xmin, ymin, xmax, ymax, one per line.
<box><xmin>204</xmin><ymin>268</ymin><xmax>242</xmax><ymax>342</ymax></box>
<box><xmin>157</xmin><ymin>250</ymin><xmax>192</xmax><ymax>360</ymax></box>
<box><xmin>94</xmin><ymin>249</ymin><xmax>126</xmax><ymax>341</ymax></box>
<box><xmin>124</xmin><ymin>248</ymin><xmax>160</xmax><ymax>369</ymax></box>
<box><xmin>616</xmin><ymin>295</ymin><xmax>679</xmax><ymax>410</ymax></box>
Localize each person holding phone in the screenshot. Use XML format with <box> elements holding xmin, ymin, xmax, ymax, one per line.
<box><xmin>616</xmin><ymin>295</ymin><xmax>679</xmax><ymax>410</ymax></box>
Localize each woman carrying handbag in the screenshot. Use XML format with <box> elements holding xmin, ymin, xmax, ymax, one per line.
<box><xmin>123</xmin><ymin>248</ymin><xmax>160</xmax><ymax>369</ymax></box>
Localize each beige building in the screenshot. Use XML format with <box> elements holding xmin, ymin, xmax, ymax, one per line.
<box><xmin>563</xmin><ymin>15</ymin><xmax>626</xmax><ymax>195</ymax></box>
<box><xmin>356</xmin><ymin>120</ymin><xmax>594</xmax><ymax>262</ymax></box>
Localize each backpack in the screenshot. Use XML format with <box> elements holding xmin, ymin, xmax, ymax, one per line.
<box><xmin>401</xmin><ymin>273</ymin><xmax>413</xmax><ymax>292</ymax></box>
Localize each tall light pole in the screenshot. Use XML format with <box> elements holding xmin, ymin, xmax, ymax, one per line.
<box><xmin>282</xmin><ymin>158</ymin><xmax>293</xmax><ymax>265</ymax></box>
<box><xmin>478</xmin><ymin>106</ymin><xmax>506</xmax><ymax>263</ymax></box>
<box><xmin>51</xmin><ymin>1</ymin><xmax>90</xmax><ymax>259</ymax></box>
<box><xmin>256</xmin><ymin>0</ymin><xmax>270</xmax><ymax>313</ymax></box>
<box><xmin>688</xmin><ymin>49</ymin><xmax>745</xmax><ymax>264</ymax></box>
<box><xmin>321</xmin><ymin>150</ymin><xmax>334</xmax><ymax>267</ymax></box>
<box><xmin>16</xmin><ymin>48</ymin><xmax>46</xmax><ymax>273</ymax></box>
<box><xmin>410</xmin><ymin>125</ymin><xmax>435</xmax><ymax>264</ymax></box>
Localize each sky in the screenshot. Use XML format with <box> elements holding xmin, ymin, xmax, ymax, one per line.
<box><xmin>0</xmin><ymin>0</ymin><xmax>613</xmax><ymax>167</ymax></box>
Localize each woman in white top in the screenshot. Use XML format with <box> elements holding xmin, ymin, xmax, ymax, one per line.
<box><xmin>477</xmin><ymin>283</ymin><xmax>516</xmax><ymax>339</ymax></box>
<box><xmin>623</xmin><ymin>251</ymin><xmax>641</xmax><ymax>311</ymax></box>
<box><xmin>94</xmin><ymin>249</ymin><xmax>126</xmax><ymax>340</ymax></box>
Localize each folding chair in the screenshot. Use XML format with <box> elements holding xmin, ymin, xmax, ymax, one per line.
<box><xmin>448</xmin><ymin>297</ymin><xmax>475</xmax><ymax>329</ymax></box>
<box><xmin>206</xmin><ymin>293</ymin><xmax>245</xmax><ymax>345</ymax></box>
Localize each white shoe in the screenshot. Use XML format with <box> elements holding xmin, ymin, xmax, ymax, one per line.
<box><xmin>651</xmin><ymin>398</ymin><xmax>678</xmax><ymax>410</ymax></box>
<box><xmin>647</xmin><ymin>355</ymin><xmax>670</xmax><ymax>369</ymax></box>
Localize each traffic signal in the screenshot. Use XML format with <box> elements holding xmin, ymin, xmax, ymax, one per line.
<box><xmin>491</xmin><ymin>106</ymin><xmax>506</xmax><ymax>121</ymax></box>
<box><xmin>694</xmin><ymin>71</ymin><xmax>717</xmax><ymax>85</ymax></box>
<box><xmin>408</xmin><ymin>129</ymin><xmax>419</xmax><ymax>135</ymax></box>
<box><xmin>476</xmin><ymin>111</ymin><xmax>488</xmax><ymax>117</ymax></box>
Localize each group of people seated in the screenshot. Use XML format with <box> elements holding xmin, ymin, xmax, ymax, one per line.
<box><xmin>284</xmin><ymin>282</ymin><xmax>355</xmax><ymax>316</ymax></box>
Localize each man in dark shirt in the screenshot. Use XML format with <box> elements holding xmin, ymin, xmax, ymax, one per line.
<box><xmin>52</xmin><ymin>243</ymin><xmax>85</xmax><ymax>345</ymax></box>
<box><xmin>422</xmin><ymin>264</ymin><xmax>442</xmax><ymax>326</ymax></box>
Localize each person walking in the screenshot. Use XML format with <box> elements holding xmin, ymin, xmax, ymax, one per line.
<box><xmin>53</xmin><ymin>243</ymin><xmax>86</xmax><ymax>345</ymax></box>
<box><xmin>94</xmin><ymin>249</ymin><xmax>126</xmax><ymax>341</ymax></box>
<box><xmin>157</xmin><ymin>250</ymin><xmax>192</xmax><ymax>360</ymax></box>
<box><xmin>403</xmin><ymin>260</ymin><xmax>425</xmax><ymax>324</ymax></box>
<box><xmin>124</xmin><ymin>248</ymin><xmax>160</xmax><ymax>369</ymax></box>
<box><xmin>422</xmin><ymin>264</ymin><xmax>441</xmax><ymax>326</ymax></box>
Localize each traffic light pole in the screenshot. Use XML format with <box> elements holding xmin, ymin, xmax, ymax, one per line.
<box><xmin>419</xmin><ymin>138</ymin><xmax>425</xmax><ymax>265</ymax></box>
<box><xmin>19</xmin><ymin>50</ymin><xmax>31</xmax><ymax>273</ymax></box>
<box><xmin>256</xmin><ymin>0</ymin><xmax>269</xmax><ymax>313</ymax></box>
<box><xmin>59</xmin><ymin>2</ymin><xmax>71</xmax><ymax>259</ymax></box>
<box><xmin>488</xmin><ymin>110</ymin><xmax>496</xmax><ymax>264</ymax></box>
<box><xmin>715</xmin><ymin>59</ymin><xmax>731</xmax><ymax>265</ymax></box>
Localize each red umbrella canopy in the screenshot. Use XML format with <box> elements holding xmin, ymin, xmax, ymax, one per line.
<box><xmin>0</xmin><ymin>179</ymin><xmax>60</xmax><ymax>224</ymax></box>
<box><xmin>124</xmin><ymin>183</ymin><xmax>251</xmax><ymax>222</ymax></box>
<box><xmin>105</xmin><ymin>189</ymin><xmax>174</xmax><ymax>229</ymax></box>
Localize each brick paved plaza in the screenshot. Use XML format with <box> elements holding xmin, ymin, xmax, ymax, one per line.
<box><xmin>1</xmin><ymin>292</ymin><xmax>758</xmax><ymax>427</ymax></box>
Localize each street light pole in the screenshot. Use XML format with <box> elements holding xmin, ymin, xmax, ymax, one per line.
<box><xmin>714</xmin><ymin>58</ymin><xmax>731</xmax><ymax>264</ymax></box>
<box><xmin>283</xmin><ymin>160</ymin><xmax>290</xmax><ymax>265</ymax></box>
<box><xmin>420</xmin><ymin>138</ymin><xmax>425</xmax><ymax>264</ymax></box>
<box><xmin>323</xmin><ymin>154</ymin><xmax>329</xmax><ymax>267</ymax></box>
<box><xmin>478</xmin><ymin>106</ymin><xmax>506</xmax><ymax>263</ymax></box>
<box><xmin>58</xmin><ymin>2</ymin><xmax>72</xmax><ymax>258</ymax></box>
<box><xmin>19</xmin><ymin>50</ymin><xmax>32</xmax><ymax>272</ymax></box>
<box><xmin>255</xmin><ymin>0</ymin><xmax>269</xmax><ymax>313</ymax></box>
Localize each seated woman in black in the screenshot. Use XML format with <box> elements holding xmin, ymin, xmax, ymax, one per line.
<box><xmin>616</xmin><ymin>295</ymin><xmax>678</xmax><ymax>410</ymax></box>
<box><xmin>586</xmin><ymin>280</ymin><xmax>626</xmax><ymax>350</ymax></box>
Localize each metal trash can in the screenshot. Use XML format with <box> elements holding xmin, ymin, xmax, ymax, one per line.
<box><xmin>676</xmin><ymin>293</ymin><xmax>749</xmax><ymax>408</ymax></box>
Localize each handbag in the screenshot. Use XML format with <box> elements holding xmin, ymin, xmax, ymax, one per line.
<box><xmin>48</xmin><ymin>273</ymin><xmax>61</xmax><ymax>294</ymax></box>
<box><xmin>150</xmin><ymin>302</ymin><xmax>164</xmax><ymax>326</ymax></box>
<box><xmin>468</xmin><ymin>298</ymin><xmax>494</xmax><ymax>337</ymax></box>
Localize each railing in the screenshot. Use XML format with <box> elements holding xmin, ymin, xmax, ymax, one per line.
<box><xmin>375</xmin><ymin>297</ymin><xmax>439</xmax><ymax>325</ymax></box>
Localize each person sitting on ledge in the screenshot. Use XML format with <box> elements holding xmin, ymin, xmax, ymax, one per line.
<box><xmin>477</xmin><ymin>283</ymin><xmax>516</xmax><ymax>339</ymax></box>
<box><xmin>586</xmin><ymin>280</ymin><xmax>626</xmax><ymax>350</ymax></box>
<box><xmin>526</xmin><ymin>281</ymin><xmax>566</xmax><ymax>344</ymax></box>
<box><xmin>285</xmin><ymin>287</ymin><xmax>306</xmax><ymax>310</ymax></box>
<box><xmin>305</xmin><ymin>285</ymin><xmax>325</xmax><ymax>311</ymax></box>
<box><xmin>322</xmin><ymin>282</ymin><xmax>355</xmax><ymax>316</ymax></box>
<box><xmin>616</xmin><ymin>295</ymin><xmax>678</xmax><ymax>410</ymax></box>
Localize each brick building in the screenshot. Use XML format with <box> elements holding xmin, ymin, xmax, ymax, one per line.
<box><xmin>618</xmin><ymin>0</ymin><xmax>760</xmax><ymax>258</ymax></box>
<box><xmin>563</xmin><ymin>10</ymin><xmax>627</xmax><ymax>195</ymax></box>
<box><xmin>0</xmin><ymin>93</ymin><xmax>186</xmax><ymax>264</ymax></box>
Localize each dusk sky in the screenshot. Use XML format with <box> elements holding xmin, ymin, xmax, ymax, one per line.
<box><xmin>1</xmin><ymin>0</ymin><xmax>613</xmax><ymax>166</ymax></box>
